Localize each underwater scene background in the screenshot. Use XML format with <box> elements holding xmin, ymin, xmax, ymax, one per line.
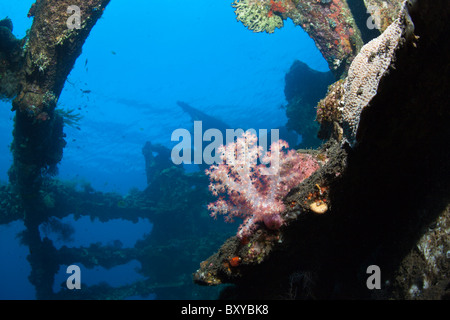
<box><xmin>0</xmin><ymin>0</ymin><xmax>449</xmax><ymax>300</ymax></box>
<box><xmin>0</xmin><ymin>0</ymin><xmax>327</xmax><ymax>300</ymax></box>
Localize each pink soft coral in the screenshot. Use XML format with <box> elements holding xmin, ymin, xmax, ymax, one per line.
<box><xmin>206</xmin><ymin>132</ymin><xmax>319</xmax><ymax>238</ymax></box>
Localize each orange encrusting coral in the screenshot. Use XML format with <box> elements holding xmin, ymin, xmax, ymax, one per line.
<box><xmin>270</xmin><ymin>0</ymin><xmax>286</xmax><ymax>13</ymax></box>
<box><xmin>268</xmin><ymin>0</ymin><xmax>287</xmax><ymax>18</ymax></box>
<box><xmin>229</xmin><ymin>256</ymin><xmax>241</xmax><ymax>267</ymax></box>
<box><xmin>327</xmin><ymin>0</ymin><xmax>355</xmax><ymax>56</ymax></box>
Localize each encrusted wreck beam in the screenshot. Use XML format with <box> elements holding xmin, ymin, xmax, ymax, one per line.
<box><xmin>232</xmin><ymin>0</ymin><xmax>406</xmax><ymax>78</ymax></box>
<box><xmin>232</xmin><ymin>0</ymin><xmax>365</xmax><ymax>78</ymax></box>
<box><xmin>1</xmin><ymin>0</ymin><xmax>110</xmax><ymax>300</ymax></box>
<box><xmin>288</xmin><ymin>0</ymin><xmax>364</xmax><ymax>78</ymax></box>
<box><xmin>13</xmin><ymin>0</ymin><xmax>110</xmax><ymax>116</ymax></box>
<box><xmin>194</xmin><ymin>0</ymin><xmax>450</xmax><ymax>299</ymax></box>
<box><xmin>289</xmin><ymin>0</ymin><xmax>405</xmax><ymax>77</ymax></box>
<box><xmin>8</xmin><ymin>0</ymin><xmax>110</xmax><ymax>204</ymax></box>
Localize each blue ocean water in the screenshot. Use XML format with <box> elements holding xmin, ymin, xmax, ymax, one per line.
<box><xmin>0</xmin><ymin>0</ymin><xmax>328</xmax><ymax>299</ymax></box>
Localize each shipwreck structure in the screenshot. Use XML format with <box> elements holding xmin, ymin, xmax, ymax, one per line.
<box><xmin>194</xmin><ymin>0</ymin><xmax>450</xmax><ymax>299</ymax></box>
<box><xmin>0</xmin><ymin>0</ymin><xmax>448</xmax><ymax>299</ymax></box>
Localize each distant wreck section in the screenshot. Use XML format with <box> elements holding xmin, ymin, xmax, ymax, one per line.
<box><xmin>194</xmin><ymin>0</ymin><xmax>449</xmax><ymax>299</ymax></box>
<box><xmin>283</xmin><ymin>60</ymin><xmax>334</xmax><ymax>148</ymax></box>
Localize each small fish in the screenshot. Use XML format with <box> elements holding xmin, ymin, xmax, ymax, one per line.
<box><xmin>84</xmin><ymin>58</ymin><xmax>88</xmax><ymax>67</ymax></box>
<box><xmin>81</xmin><ymin>89</ymin><xmax>91</xmax><ymax>94</ymax></box>
<box><xmin>111</xmin><ymin>50</ymin><xmax>116</xmax><ymax>55</ymax></box>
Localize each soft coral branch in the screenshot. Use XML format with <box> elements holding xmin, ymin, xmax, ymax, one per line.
<box><xmin>206</xmin><ymin>132</ymin><xmax>319</xmax><ymax>238</ymax></box>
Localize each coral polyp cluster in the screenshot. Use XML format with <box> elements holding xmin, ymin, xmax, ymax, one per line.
<box><xmin>232</xmin><ymin>0</ymin><xmax>294</xmax><ymax>33</ymax></box>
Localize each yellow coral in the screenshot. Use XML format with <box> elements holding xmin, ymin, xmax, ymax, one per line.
<box><xmin>232</xmin><ymin>0</ymin><xmax>283</xmax><ymax>34</ymax></box>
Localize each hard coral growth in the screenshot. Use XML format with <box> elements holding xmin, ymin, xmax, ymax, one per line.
<box><xmin>342</xmin><ymin>1</ymin><xmax>415</xmax><ymax>144</ymax></box>
<box><xmin>206</xmin><ymin>132</ymin><xmax>319</xmax><ymax>238</ymax></box>
<box><xmin>232</xmin><ymin>0</ymin><xmax>294</xmax><ymax>33</ymax></box>
<box><xmin>317</xmin><ymin>80</ymin><xmax>344</xmax><ymax>124</ymax></box>
<box><xmin>316</xmin><ymin>79</ymin><xmax>345</xmax><ymax>141</ymax></box>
